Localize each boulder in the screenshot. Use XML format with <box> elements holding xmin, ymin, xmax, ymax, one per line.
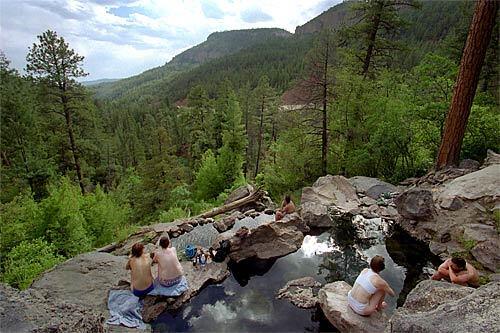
<box><xmin>349</xmin><ymin>176</ymin><xmax>398</xmax><ymax>199</ymax></box>
<box><xmin>318</xmin><ymin>281</ymin><xmax>388</xmax><ymax>333</ymax></box>
<box><xmin>438</xmin><ymin>165</ymin><xmax>500</xmax><ymax>201</ymax></box>
<box><xmin>471</xmin><ymin>240</ymin><xmax>500</xmax><ymax>272</ymax></box>
<box><xmin>276</xmin><ymin>277</ymin><xmax>322</xmax><ymax>309</ymax></box>
<box><xmin>214</xmin><ymin>215</ymin><xmax>236</xmax><ymax>233</ymax></box>
<box><xmin>387</xmin><ymin>280</ymin><xmax>500</xmax><ymax>333</ymax></box>
<box><xmin>141</xmin><ymin>260</ymin><xmax>229</xmax><ymax>322</ymax></box>
<box><xmin>462</xmin><ymin>223</ymin><xmax>497</xmax><ymax>243</ymax></box>
<box><xmin>481</xmin><ymin>149</ymin><xmax>500</xmax><ymax>168</ymax></box>
<box><xmin>214</xmin><ymin>213</ymin><xmax>309</xmax><ymax>263</ymax></box>
<box><xmin>395</xmin><ymin>188</ymin><xmax>434</xmax><ymax>220</ymax></box>
<box><xmin>459</xmin><ymin>159</ymin><xmax>480</xmax><ymax>171</ymax></box>
<box><xmin>0</xmin><ymin>283</ymin><xmax>106</xmax><ymax>333</ymax></box>
<box><xmin>300</xmin><ymin>201</ymin><xmax>333</xmax><ymax>227</ymax></box>
<box><xmin>30</xmin><ymin>252</ymin><xmax>129</xmax><ymax>313</ymax></box>
<box><xmin>224</xmin><ymin>184</ymin><xmax>254</xmax><ymax>205</ymax></box>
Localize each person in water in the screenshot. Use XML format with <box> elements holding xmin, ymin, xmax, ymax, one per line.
<box><xmin>431</xmin><ymin>257</ymin><xmax>479</xmax><ymax>287</ymax></box>
<box><xmin>126</xmin><ymin>243</ymin><xmax>154</xmax><ymax>297</ymax></box>
<box><xmin>275</xmin><ymin>194</ymin><xmax>296</xmax><ymax>221</ymax></box>
<box><xmin>348</xmin><ymin>255</ymin><xmax>395</xmax><ymax>316</ymax></box>
<box><xmin>152</xmin><ymin>236</ymin><xmax>184</xmax><ymax>287</ymax></box>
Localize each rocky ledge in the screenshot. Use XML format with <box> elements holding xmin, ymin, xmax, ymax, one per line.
<box><xmin>387</xmin><ymin>280</ymin><xmax>500</xmax><ymax>333</ymax></box>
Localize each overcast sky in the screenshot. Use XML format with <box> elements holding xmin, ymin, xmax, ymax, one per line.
<box><xmin>0</xmin><ymin>0</ymin><xmax>342</xmax><ymax>80</ymax></box>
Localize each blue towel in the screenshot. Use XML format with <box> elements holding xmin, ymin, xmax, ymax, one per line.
<box><xmin>106</xmin><ymin>290</ymin><xmax>146</xmax><ymax>329</ymax></box>
<box><xmin>106</xmin><ymin>277</ymin><xmax>189</xmax><ymax>329</ymax></box>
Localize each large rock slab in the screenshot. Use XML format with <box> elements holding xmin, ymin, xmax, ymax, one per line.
<box><xmin>395</xmin><ymin>188</ymin><xmax>434</xmax><ymax>220</ymax></box>
<box><xmin>470</xmin><ymin>239</ymin><xmax>500</xmax><ymax>272</ymax></box>
<box><xmin>438</xmin><ymin>165</ymin><xmax>500</xmax><ymax>202</ymax></box>
<box><xmin>0</xmin><ymin>283</ymin><xmax>106</xmax><ymax>333</ymax></box>
<box><xmin>141</xmin><ymin>260</ymin><xmax>229</xmax><ymax>322</ymax></box>
<box><xmin>276</xmin><ymin>277</ymin><xmax>322</xmax><ymax>309</ymax></box>
<box><xmin>349</xmin><ymin>176</ymin><xmax>398</xmax><ymax>199</ymax></box>
<box><xmin>31</xmin><ymin>252</ymin><xmax>129</xmax><ymax>313</ymax></box>
<box><xmin>318</xmin><ymin>281</ymin><xmax>388</xmax><ymax>333</ymax></box>
<box><xmin>215</xmin><ymin>213</ymin><xmax>309</xmax><ymax>263</ymax></box>
<box><xmin>387</xmin><ymin>280</ymin><xmax>500</xmax><ymax>333</ymax></box>
<box><xmin>224</xmin><ymin>184</ymin><xmax>254</xmax><ymax>205</ymax></box>
<box><xmin>300</xmin><ymin>201</ymin><xmax>333</xmax><ymax>227</ymax></box>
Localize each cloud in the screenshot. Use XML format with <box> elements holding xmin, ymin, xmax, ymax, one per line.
<box><xmin>201</xmin><ymin>0</ymin><xmax>225</xmax><ymax>19</ymax></box>
<box><xmin>240</xmin><ymin>7</ymin><xmax>272</xmax><ymax>23</ymax></box>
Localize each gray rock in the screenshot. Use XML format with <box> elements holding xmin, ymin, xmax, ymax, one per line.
<box><xmin>264</xmin><ymin>208</ymin><xmax>275</xmax><ymax>215</ymax></box>
<box><xmin>395</xmin><ymin>188</ymin><xmax>434</xmax><ymax>220</ymax></box>
<box><xmin>214</xmin><ymin>216</ymin><xmax>236</xmax><ymax>233</ymax></box>
<box><xmin>360</xmin><ymin>196</ymin><xmax>377</xmax><ymax>206</ymax></box>
<box><xmin>429</xmin><ymin>241</ymin><xmax>447</xmax><ymax>256</ymax></box>
<box><xmin>481</xmin><ymin>149</ymin><xmax>500</xmax><ymax>168</ymax></box>
<box><xmin>387</xmin><ymin>280</ymin><xmax>500</xmax><ymax>333</ymax></box>
<box><xmin>31</xmin><ymin>252</ymin><xmax>129</xmax><ymax>313</ymax></box>
<box><xmin>471</xmin><ymin>240</ymin><xmax>500</xmax><ymax>272</ymax></box>
<box><xmin>459</xmin><ymin>159</ymin><xmax>480</xmax><ymax>170</ymax></box>
<box><xmin>214</xmin><ymin>213</ymin><xmax>309</xmax><ymax>263</ymax></box>
<box><xmin>462</xmin><ymin>223</ymin><xmax>497</xmax><ymax>243</ymax></box>
<box><xmin>276</xmin><ymin>277</ymin><xmax>322</xmax><ymax>309</ymax></box>
<box><xmin>301</xmin><ymin>201</ymin><xmax>333</xmax><ymax>227</ymax></box>
<box><xmin>439</xmin><ymin>196</ymin><xmax>464</xmax><ymax>211</ymax></box>
<box><xmin>244</xmin><ymin>209</ymin><xmax>256</xmax><ymax>216</ymax></box>
<box><xmin>438</xmin><ymin>165</ymin><xmax>500</xmax><ymax>201</ymax></box>
<box><xmin>349</xmin><ymin>176</ymin><xmax>398</xmax><ymax>199</ymax></box>
<box><xmin>319</xmin><ymin>281</ymin><xmax>388</xmax><ymax>333</ymax></box>
<box><xmin>179</xmin><ymin>223</ymin><xmax>194</xmax><ymax>233</ymax></box>
<box><xmin>224</xmin><ymin>184</ymin><xmax>253</xmax><ymax>205</ymax></box>
<box><xmin>301</xmin><ymin>175</ymin><xmax>360</xmax><ymax>211</ymax></box>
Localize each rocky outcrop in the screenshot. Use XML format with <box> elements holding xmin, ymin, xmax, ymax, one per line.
<box><xmin>481</xmin><ymin>149</ymin><xmax>500</xmax><ymax>168</ymax></box>
<box><xmin>394</xmin><ymin>188</ymin><xmax>435</xmax><ymax>220</ymax></box>
<box><xmin>349</xmin><ymin>176</ymin><xmax>398</xmax><ymax>200</ymax></box>
<box><xmin>214</xmin><ymin>213</ymin><xmax>309</xmax><ymax>263</ymax></box>
<box><xmin>438</xmin><ymin>165</ymin><xmax>499</xmax><ymax>201</ymax></box>
<box><xmin>276</xmin><ymin>277</ymin><xmax>321</xmax><ymax>309</ymax></box>
<box><xmin>214</xmin><ymin>215</ymin><xmax>237</xmax><ymax>232</ymax></box>
<box><xmin>387</xmin><ymin>280</ymin><xmax>500</xmax><ymax>333</ymax></box>
<box><xmin>224</xmin><ymin>184</ymin><xmax>254</xmax><ymax>205</ymax></box>
<box><xmin>301</xmin><ymin>175</ymin><xmax>360</xmax><ymax>227</ymax></box>
<box><xmin>141</xmin><ymin>260</ymin><xmax>229</xmax><ymax>322</ymax></box>
<box><xmin>0</xmin><ymin>283</ymin><xmax>106</xmax><ymax>333</ymax></box>
<box><xmin>318</xmin><ymin>281</ymin><xmax>388</xmax><ymax>333</ymax></box>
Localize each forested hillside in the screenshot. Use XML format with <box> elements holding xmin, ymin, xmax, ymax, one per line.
<box><xmin>1</xmin><ymin>0</ymin><xmax>498</xmax><ymax>290</ymax></box>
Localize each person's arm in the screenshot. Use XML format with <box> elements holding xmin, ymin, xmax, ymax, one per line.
<box><xmin>375</xmin><ymin>277</ymin><xmax>395</xmax><ymax>296</ymax></box>
<box><xmin>126</xmin><ymin>259</ymin><xmax>131</xmax><ymax>270</ymax></box>
<box><xmin>437</xmin><ymin>259</ymin><xmax>451</xmax><ymax>276</ymax></box>
<box><xmin>448</xmin><ymin>267</ymin><xmax>470</xmax><ymax>284</ymax></box>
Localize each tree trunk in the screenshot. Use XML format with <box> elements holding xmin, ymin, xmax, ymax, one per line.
<box><xmin>254</xmin><ymin>98</ymin><xmax>265</xmax><ymax>178</ymax></box>
<box><xmin>197</xmin><ymin>189</ymin><xmax>264</xmax><ymax>219</ymax></box>
<box><xmin>362</xmin><ymin>11</ymin><xmax>381</xmax><ymax>76</ymax></box>
<box><xmin>62</xmin><ymin>96</ymin><xmax>85</xmax><ymax>194</ymax></box>
<box><xmin>436</xmin><ymin>0</ymin><xmax>498</xmax><ymax>169</ymax></box>
<box><xmin>321</xmin><ymin>40</ymin><xmax>329</xmax><ymax>175</ymax></box>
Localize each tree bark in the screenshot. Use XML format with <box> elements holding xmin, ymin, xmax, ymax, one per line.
<box><xmin>362</xmin><ymin>9</ymin><xmax>381</xmax><ymax>76</ymax></box>
<box><xmin>321</xmin><ymin>39</ymin><xmax>329</xmax><ymax>175</ymax></box>
<box><xmin>196</xmin><ymin>189</ymin><xmax>265</xmax><ymax>219</ymax></box>
<box><xmin>62</xmin><ymin>95</ymin><xmax>85</xmax><ymax>194</ymax></box>
<box><xmin>436</xmin><ymin>0</ymin><xmax>498</xmax><ymax>169</ymax></box>
<box><xmin>254</xmin><ymin>98</ymin><xmax>265</xmax><ymax>178</ymax></box>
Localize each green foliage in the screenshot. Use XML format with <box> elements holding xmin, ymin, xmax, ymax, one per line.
<box><xmin>2</xmin><ymin>239</ymin><xmax>64</xmax><ymax>289</ymax></box>
<box><xmin>194</xmin><ymin>150</ymin><xmax>222</xmax><ymax>200</ymax></box>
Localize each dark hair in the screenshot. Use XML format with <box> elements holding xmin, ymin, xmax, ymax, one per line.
<box><xmin>451</xmin><ymin>257</ymin><xmax>466</xmax><ymax>270</ymax></box>
<box><xmin>285</xmin><ymin>195</ymin><xmax>291</xmax><ymax>204</ymax></box>
<box><xmin>370</xmin><ymin>255</ymin><xmax>386</xmax><ymax>273</ymax></box>
<box><xmin>131</xmin><ymin>243</ymin><xmax>144</xmax><ymax>258</ymax></box>
<box><xmin>159</xmin><ymin>236</ymin><xmax>170</xmax><ymax>249</ymax></box>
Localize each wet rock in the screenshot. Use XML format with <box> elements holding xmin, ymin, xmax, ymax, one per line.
<box><xmin>301</xmin><ymin>202</ymin><xmax>333</xmax><ymax>227</ymax></box>
<box><xmin>277</xmin><ymin>277</ymin><xmax>322</xmax><ymax>309</ymax></box>
<box><xmin>471</xmin><ymin>240</ymin><xmax>500</xmax><ymax>272</ymax></box>
<box><xmin>0</xmin><ymin>283</ymin><xmax>107</xmax><ymax>333</ymax></box>
<box><xmin>388</xmin><ymin>280</ymin><xmax>500</xmax><ymax>333</ymax></box>
<box><xmin>141</xmin><ymin>260</ymin><xmax>229</xmax><ymax>322</ymax></box>
<box><xmin>31</xmin><ymin>252</ymin><xmax>129</xmax><ymax>313</ymax></box>
<box><xmin>349</xmin><ymin>176</ymin><xmax>398</xmax><ymax>199</ymax></box>
<box><xmin>481</xmin><ymin>149</ymin><xmax>500</xmax><ymax>168</ymax></box>
<box><xmin>395</xmin><ymin>188</ymin><xmax>434</xmax><ymax>220</ymax></box>
<box><xmin>214</xmin><ymin>213</ymin><xmax>309</xmax><ymax>263</ymax></box>
<box><xmin>224</xmin><ymin>184</ymin><xmax>254</xmax><ymax>205</ymax></box>
<box><xmin>318</xmin><ymin>281</ymin><xmax>388</xmax><ymax>333</ymax></box>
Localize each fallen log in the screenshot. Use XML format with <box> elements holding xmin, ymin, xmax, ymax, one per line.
<box><xmin>196</xmin><ymin>189</ymin><xmax>265</xmax><ymax>219</ymax></box>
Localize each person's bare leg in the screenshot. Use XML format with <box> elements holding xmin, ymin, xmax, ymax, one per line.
<box><xmin>363</xmin><ymin>290</ymin><xmax>386</xmax><ymax>315</ymax></box>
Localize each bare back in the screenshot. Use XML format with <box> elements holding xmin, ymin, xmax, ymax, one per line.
<box><xmin>154</xmin><ymin>247</ymin><xmax>183</xmax><ymax>282</ymax></box>
<box><xmin>128</xmin><ymin>254</ymin><xmax>153</xmax><ymax>290</ymax></box>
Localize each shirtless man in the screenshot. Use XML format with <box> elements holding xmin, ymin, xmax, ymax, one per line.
<box><xmin>275</xmin><ymin>195</ymin><xmax>296</xmax><ymax>221</ymax></box>
<box><xmin>152</xmin><ymin>236</ymin><xmax>184</xmax><ymax>287</ymax></box>
<box><xmin>126</xmin><ymin>243</ymin><xmax>154</xmax><ymax>297</ymax></box>
<box><xmin>431</xmin><ymin>257</ymin><xmax>479</xmax><ymax>287</ymax></box>
<box><xmin>348</xmin><ymin>255</ymin><xmax>395</xmax><ymax>316</ymax></box>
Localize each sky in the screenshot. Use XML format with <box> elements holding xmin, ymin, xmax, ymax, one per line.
<box><xmin>0</xmin><ymin>0</ymin><xmax>342</xmax><ymax>81</ymax></box>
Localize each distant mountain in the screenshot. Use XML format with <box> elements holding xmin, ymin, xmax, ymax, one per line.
<box><xmin>295</xmin><ymin>1</ymin><xmax>352</xmax><ymax>34</ymax></box>
<box><xmin>81</xmin><ymin>78</ymin><xmax>119</xmax><ymax>86</ymax></box>
<box><xmin>92</xmin><ymin>28</ymin><xmax>292</xmax><ymax>100</ymax></box>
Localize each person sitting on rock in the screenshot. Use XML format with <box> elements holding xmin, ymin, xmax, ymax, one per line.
<box><xmin>431</xmin><ymin>257</ymin><xmax>479</xmax><ymax>287</ymax></box>
<box><xmin>347</xmin><ymin>255</ymin><xmax>395</xmax><ymax>316</ymax></box>
<box><xmin>126</xmin><ymin>243</ymin><xmax>154</xmax><ymax>298</ymax></box>
<box><xmin>152</xmin><ymin>236</ymin><xmax>184</xmax><ymax>287</ymax></box>
<box><xmin>275</xmin><ymin>195</ymin><xmax>296</xmax><ymax>221</ymax></box>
